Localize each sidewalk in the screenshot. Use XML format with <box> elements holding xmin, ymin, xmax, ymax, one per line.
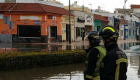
<box><xmin>18</xmin><ymin>39</ymin><xmax>140</xmax><ymax>46</ymax></box>
<box><xmin>48</xmin><ymin>39</ymin><xmax>140</xmax><ymax>45</ymax></box>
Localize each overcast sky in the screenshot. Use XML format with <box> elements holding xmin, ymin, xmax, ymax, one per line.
<box><xmin>58</xmin><ymin>0</ymin><xmax>140</xmax><ymax>13</ymax></box>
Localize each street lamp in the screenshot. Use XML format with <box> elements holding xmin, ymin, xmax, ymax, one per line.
<box><xmin>124</xmin><ymin>0</ymin><xmax>128</xmax><ymax>40</ymax></box>
<box><xmin>89</xmin><ymin>4</ymin><xmax>92</xmax><ymax>13</ymax></box>
<box><xmin>69</xmin><ymin>0</ymin><xmax>71</xmax><ymax>44</ymax></box>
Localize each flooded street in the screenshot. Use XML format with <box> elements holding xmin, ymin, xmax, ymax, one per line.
<box><xmin>0</xmin><ymin>54</ymin><xmax>140</xmax><ymax>80</ymax></box>
<box><xmin>0</xmin><ymin>42</ymin><xmax>140</xmax><ymax>80</ymax></box>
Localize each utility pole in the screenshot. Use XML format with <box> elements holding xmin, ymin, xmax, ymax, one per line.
<box><xmin>124</xmin><ymin>0</ymin><xmax>127</xmax><ymax>40</ymax></box>
<box><xmin>69</xmin><ymin>0</ymin><xmax>71</xmax><ymax>44</ymax></box>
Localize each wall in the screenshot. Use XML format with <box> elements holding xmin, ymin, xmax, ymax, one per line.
<box><xmin>0</xmin><ymin>13</ymin><xmax>62</xmax><ymax>43</ymax></box>
<box><xmin>125</xmin><ymin>14</ymin><xmax>139</xmax><ymax>39</ymax></box>
<box><xmin>101</xmin><ymin>22</ymin><xmax>108</xmax><ymax>29</ymax></box>
<box><xmin>64</xmin><ymin>6</ymin><xmax>90</xmax><ymax>13</ymax></box>
<box><xmin>133</xmin><ymin>9</ymin><xmax>140</xmax><ymax>13</ymax></box>
<box><xmin>71</xmin><ymin>10</ymin><xmax>85</xmax><ymax>41</ymax></box>
<box><xmin>73</xmin><ymin>10</ymin><xmax>85</xmax><ymax>27</ymax></box>
<box><xmin>61</xmin><ymin>15</ymin><xmax>74</xmax><ymax>41</ymax></box>
<box><xmin>119</xmin><ymin>24</ymin><xmax>124</xmax><ymax>40</ymax></box>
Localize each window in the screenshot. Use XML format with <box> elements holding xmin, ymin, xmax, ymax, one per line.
<box><xmin>52</xmin><ymin>16</ymin><xmax>56</xmax><ymax>20</ymax></box>
<box><xmin>48</xmin><ymin>15</ymin><xmax>52</xmax><ymax>19</ymax></box>
<box><xmin>129</xmin><ymin>30</ymin><xmax>131</xmax><ymax>36</ymax></box>
<box><xmin>133</xmin><ymin>31</ymin><xmax>135</xmax><ymax>35</ymax></box>
<box><xmin>76</xmin><ymin>28</ymin><xmax>84</xmax><ymax>37</ymax></box>
<box><xmin>18</xmin><ymin>25</ymin><xmax>41</xmax><ymax>38</ymax></box>
<box><xmin>121</xmin><ymin>30</ymin><xmax>123</xmax><ymax>36</ymax></box>
<box><xmin>48</xmin><ymin>15</ymin><xmax>56</xmax><ymax>20</ymax></box>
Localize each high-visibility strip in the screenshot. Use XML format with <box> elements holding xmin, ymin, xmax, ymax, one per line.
<box><xmin>115</xmin><ymin>58</ymin><xmax>128</xmax><ymax>80</ymax></box>
<box><xmin>86</xmin><ymin>75</ymin><xmax>93</xmax><ymax>79</ymax></box>
<box><xmin>102</xmin><ymin>27</ymin><xmax>115</xmax><ymax>32</ymax></box>
<box><xmin>115</xmin><ymin>63</ymin><xmax>120</xmax><ymax>80</ymax></box>
<box><xmin>93</xmin><ymin>76</ymin><xmax>100</xmax><ymax>80</ymax></box>
<box><xmin>116</xmin><ymin>58</ymin><xmax>128</xmax><ymax>66</ymax></box>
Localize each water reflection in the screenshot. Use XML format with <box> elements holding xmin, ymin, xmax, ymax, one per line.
<box><xmin>0</xmin><ymin>63</ymin><xmax>84</xmax><ymax>80</ymax></box>
<box><xmin>0</xmin><ymin>42</ymin><xmax>139</xmax><ymax>53</ymax></box>
<box><xmin>0</xmin><ymin>53</ymin><xmax>140</xmax><ymax>80</ymax></box>
<box><xmin>127</xmin><ymin>53</ymin><xmax>140</xmax><ymax>80</ymax></box>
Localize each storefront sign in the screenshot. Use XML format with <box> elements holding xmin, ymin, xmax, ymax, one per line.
<box><xmin>52</xmin><ymin>21</ymin><xmax>55</xmax><ymax>25</ymax></box>
<box><xmin>85</xmin><ymin>14</ymin><xmax>93</xmax><ymax>25</ymax></box>
<box><xmin>34</xmin><ymin>21</ymin><xmax>40</xmax><ymax>25</ymax></box>
<box><xmin>108</xmin><ymin>17</ymin><xmax>114</xmax><ymax>26</ymax></box>
<box><xmin>20</xmin><ymin>15</ymin><xmax>42</xmax><ymax>20</ymax></box>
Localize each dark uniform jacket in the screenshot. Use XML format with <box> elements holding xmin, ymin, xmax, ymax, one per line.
<box><xmin>100</xmin><ymin>43</ymin><xmax>128</xmax><ymax>80</ymax></box>
<box><xmin>84</xmin><ymin>44</ymin><xmax>100</xmax><ymax>80</ymax></box>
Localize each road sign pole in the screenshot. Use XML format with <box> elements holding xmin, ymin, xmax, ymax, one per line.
<box><xmin>8</xmin><ymin>21</ymin><xmax>14</xmax><ymax>52</ymax></box>
<box><xmin>3</xmin><ymin>16</ymin><xmax>10</xmax><ymax>53</ymax></box>
<box><xmin>5</xmin><ymin>24</ymin><xmax>6</xmax><ymax>53</ymax></box>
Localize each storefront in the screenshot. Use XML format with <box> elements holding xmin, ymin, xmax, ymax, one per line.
<box><xmin>119</xmin><ymin>19</ymin><xmax>128</xmax><ymax>40</ymax></box>
<box><xmin>85</xmin><ymin>14</ymin><xmax>94</xmax><ymax>37</ymax></box>
<box><xmin>94</xmin><ymin>14</ymin><xmax>108</xmax><ymax>32</ymax></box>
<box><xmin>71</xmin><ymin>10</ymin><xmax>85</xmax><ymax>41</ymax></box>
<box><xmin>61</xmin><ymin>15</ymin><xmax>75</xmax><ymax>42</ymax></box>
<box><xmin>0</xmin><ymin>3</ymin><xmax>72</xmax><ymax>43</ymax></box>
<box><xmin>135</xmin><ymin>21</ymin><xmax>140</xmax><ymax>40</ymax></box>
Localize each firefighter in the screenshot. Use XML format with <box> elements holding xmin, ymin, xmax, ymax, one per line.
<box><xmin>84</xmin><ymin>31</ymin><xmax>106</xmax><ymax>80</ymax></box>
<box><xmin>99</xmin><ymin>25</ymin><xmax>128</xmax><ymax>80</ymax></box>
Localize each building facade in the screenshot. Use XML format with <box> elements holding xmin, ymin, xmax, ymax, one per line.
<box><xmin>61</xmin><ymin>15</ymin><xmax>75</xmax><ymax>42</ymax></box>
<box><xmin>0</xmin><ymin>3</ymin><xmax>73</xmax><ymax>43</ymax></box>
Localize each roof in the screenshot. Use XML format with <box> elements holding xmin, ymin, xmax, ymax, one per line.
<box><xmin>119</xmin><ymin>19</ymin><xmax>128</xmax><ymax>25</ymax></box>
<box><xmin>94</xmin><ymin>14</ymin><xmax>109</xmax><ymax>23</ymax></box>
<box><xmin>115</xmin><ymin>9</ymin><xmax>133</xmax><ymax>13</ymax></box>
<box><xmin>131</xmin><ymin>5</ymin><xmax>140</xmax><ymax>9</ymax></box>
<box><xmin>133</xmin><ymin>14</ymin><xmax>140</xmax><ymax>20</ymax></box>
<box><xmin>0</xmin><ymin>3</ymin><xmax>74</xmax><ymax>16</ymax></box>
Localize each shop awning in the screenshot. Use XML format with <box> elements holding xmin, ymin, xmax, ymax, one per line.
<box><xmin>119</xmin><ymin>19</ymin><xmax>128</xmax><ymax>25</ymax></box>
<box><xmin>77</xmin><ymin>17</ymin><xmax>85</xmax><ymax>22</ymax></box>
<box><xmin>94</xmin><ymin>14</ymin><xmax>109</xmax><ymax>23</ymax></box>
<box><xmin>135</xmin><ymin>21</ymin><xmax>140</xmax><ymax>26</ymax></box>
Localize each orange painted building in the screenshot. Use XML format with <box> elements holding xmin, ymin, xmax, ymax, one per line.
<box><xmin>0</xmin><ymin>3</ymin><xmax>73</xmax><ymax>43</ymax></box>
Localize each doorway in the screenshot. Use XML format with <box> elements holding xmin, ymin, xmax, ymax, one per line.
<box><xmin>66</xmin><ymin>24</ymin><xmax>69</xmax><ymax>41</ymax></box>
<box><xmin>50</xmin><ymin>26</ymin><xmax>57</xmax><ymax>39</ymax></box>
<box><xmin>96</xmin><ymin>26</ymin><xmax>100</xmax><ymax>32</ymax></box>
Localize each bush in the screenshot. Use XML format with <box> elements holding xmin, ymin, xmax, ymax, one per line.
<box><xmin>0</xmin><ymin>50</ymin><xmax>86</xmax><ymax>71</ymax></box>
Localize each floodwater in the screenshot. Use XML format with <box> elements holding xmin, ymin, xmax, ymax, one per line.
<box><xmin>0</xmin><ymin>42</ymin><xmax>140</xmax><ymax>80</ymax></box>
<box><xmin>0</xmin><ymin>42</ymin><xmax>140</xmax><ymax>53</ymax></box>
<box><xmin>0</xmin><ymin>54</ymin><xmax>140</xmax><ymax>80</ymax></box>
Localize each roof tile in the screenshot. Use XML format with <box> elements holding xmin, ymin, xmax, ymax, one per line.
<box><xmin>119</xmin><ymin>19</ymin><xmax>128</xmax><ymax>25</ymax></box>
<box><xmin>94</xmin><ymin>14</ymin><xmax>108</xmax><ymax>22</ymax></box>
<box><xmin>131</xmin><ymin>5</ymin><xmax>140</xmax><ymax>9</ymax></box>
<box><xmin>0</xmin><ymin>3</ymin><xmax>74</xmax><ymax>16</ymax></box>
